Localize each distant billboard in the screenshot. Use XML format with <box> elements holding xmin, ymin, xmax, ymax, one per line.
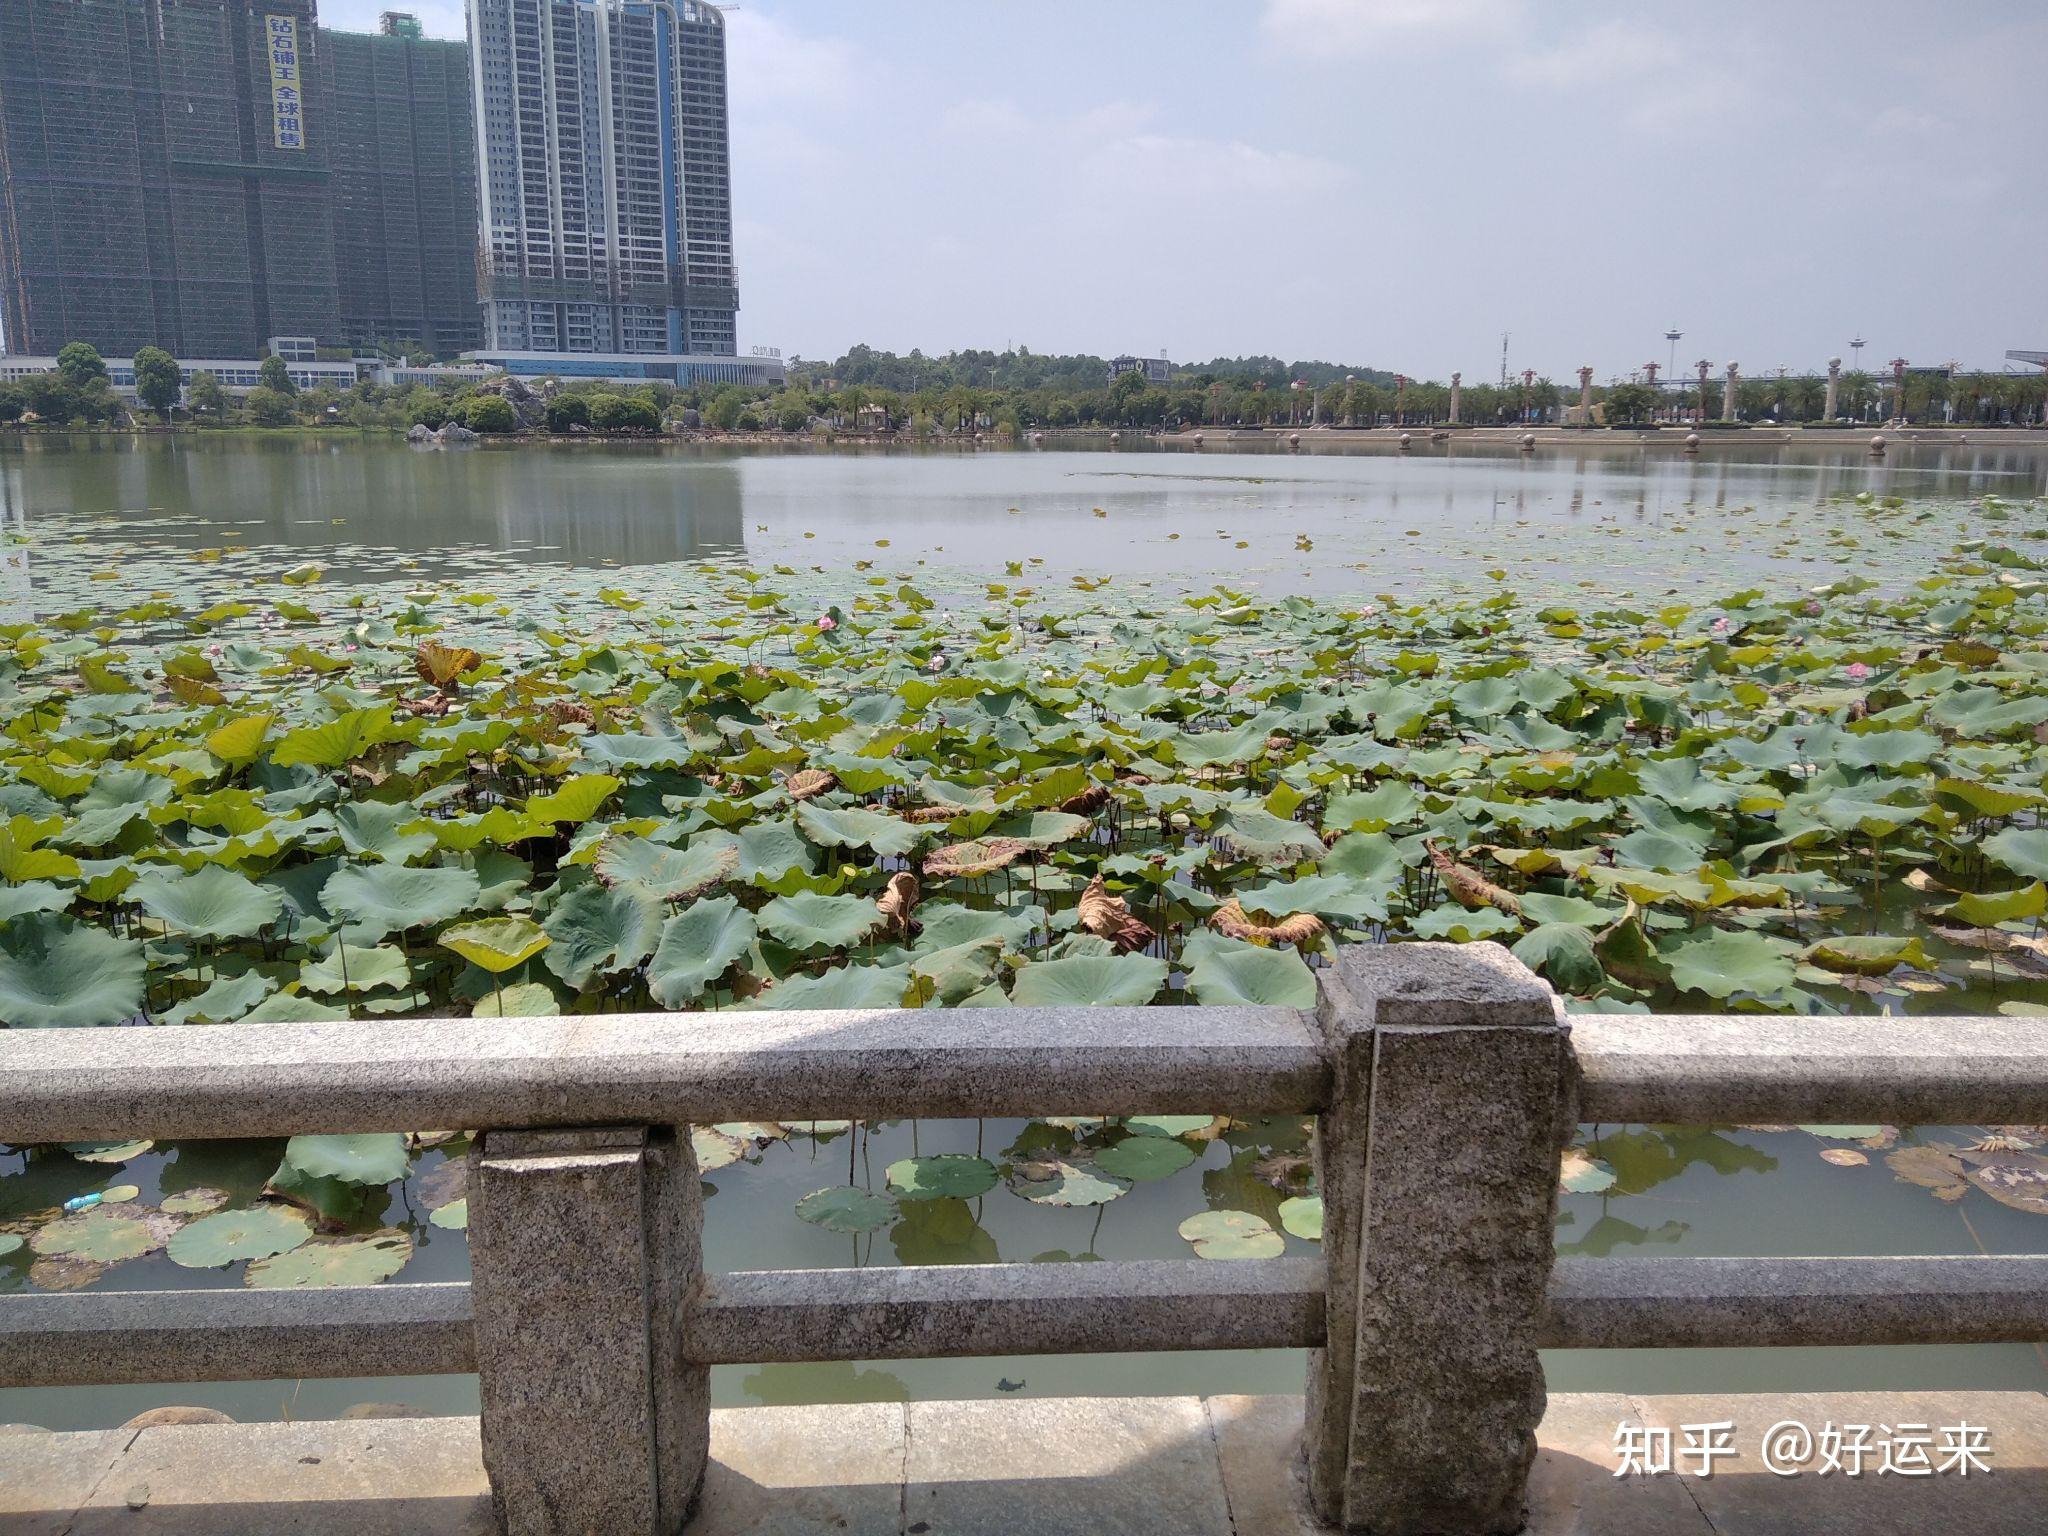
<box><xmin>266</xmin><ymin>15</ymin><xmax>305</xmax><ymax>150</ymax></box>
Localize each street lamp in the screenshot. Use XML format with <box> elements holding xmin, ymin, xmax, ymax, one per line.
<box><xmin>1664</xmin><ymin>328</ymin><xmax>1682</xmax><ymax>378</ymax></box>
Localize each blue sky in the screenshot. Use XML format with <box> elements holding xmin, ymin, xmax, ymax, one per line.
<box><xmin>328</xmin><ymin>1</ymin><xmax>2046</xmax><ymax>380</ymax></box>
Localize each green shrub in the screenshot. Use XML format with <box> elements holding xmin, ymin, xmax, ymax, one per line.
<box><xmin>461</xmin><ymin>395</ymin><xmax>517</xmax><ymax>434</ymax></box>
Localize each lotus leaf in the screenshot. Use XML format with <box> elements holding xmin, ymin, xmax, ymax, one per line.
<box><xmin>0</xmin><ymin>914</ymin><xmax>144</xmax><ymax>1027</ymax></box>
<box><xmin>1124</xmin><ymin>1116</ymin><xmax>1215</xmax><ymax>1139</ymax></box>
<box><xmin>543</xmin><ymin>883</ymin><xmax>663</xmax><ymax>988</ymax></box>
<box><xmin>750</xmin><ymin>962</ymin><xmax>913</xmax><ymax>1010</ymax></box>
<box><xmin>1178</xmin><ymin>1210</ymin><xmax>1283</xmax><ymax>1259</ymax></box>
<box><xmin>31</xmin><ymin>1208</ymin><xmax>161</xmax><ymax>1262</ymax></box>
<box><xmin>1801</xmin><ymin>935</ymin><xmax>1935</xmax><ymax>976</ymax></box>
<box><xmin>245</xmin><ymin>1230</ymin><xmax>413</xmax><ymax>1288</ymax></box>
<box><xmin>1007</xmin><ymin>1157</ymin><xmax>1130</xmax><ymax>1206</ymax></box>
<box><xmin>885</xmin><ymin>1154</ymin><xmax>1000</xmax><ymax>1201</ymax></box>
<box><xmin>334</xmin><ymin>802</ymin><xmax>435</xmax><ymax>864</ymax></box>
<box><xmin>647</xmin><ymin>896</ymin><xmax>757</xmax><ymax>1006</ymax></box>
<box><xmin>0</xmin><ymin>881</ymin><xmax>70</xmax><ymax>922</ymax></box>
<box><xmin>271</xmin><ymin>707</ymin><xmax>395</xmax><ymax>769</ymax></box>
<box><xmin>320</xmin><ymin>863</ymin><xmax>482</xmax><ymax>940</ymax></box>
<box><xmin>283</xmin><ymin>1133</ymin><xmax>410</xmax><ymax>1186</ymax></box>
<box><xmin>1277</xmin><ymin>1195</ymin><xmax>1323</xmax><ymax>1240</ymax></box>
<box><xmin>168</xmin><ymin>1206</ymin><xmax>313</xmax><ymax>1268</ymax></box>
<box><xmin>1185</xmin><ymin>941</ymin><xmax>1315</xmax><ymax>1007</ymax></box>
<box><xmin>65</xmin><ymin>1139</ymin><xmax>153</xmax><ymax>1163</ymax></box>
<box><xmin>1094</xmin><ymin>1136</ymin><xmax>1196</xmax><ymax>1182</ymax></box>
<box><xmin>299</xmin><ymin>942</ymin><xmax>411</xmax><ymax>995</ymax></box>
<box><xmin>471</xmin><ymin>980</ymin><xmax>561</xmax><ymax>1017</ymax></box>
<box><xmin>759</xmin><ymin>890</ymin><xmax>881</xmax><ymax>951</ymax></box>
<box><xmin>428</xmin><ymin>1199</ymin><xmax>469</xmax><ymax>1230</ymax></box>
<box><xmin>438</xmin><ymin>916</ymin><xmax>550</xmax><ymax>973</ymax></box>
<box><xmin>594</xmin><ymin>835</ymin><xmax>738</xmax><ymax>901</ymax></box>
<box><xmin>692</xmin><ymin>1126</ymin><xmax>747</xmax><ymax>1172</ymax></box>
<box><xmin>132</xmin><ymin>865</ymin><xmax>283</xmax><ymax>939</ymax></box>
<box><xmin>795</xmin><ymin>1186</ymin><xmax>898</xmax><ymax>1233</ymax></box>
<box><xmin>1010</xmin><ymin>954</ymin><xmax>1166</xmax><ymax>1007</ymax></box>
<box><xmin>163</xmin><ymin>970</ymin><xmax>276</xmax><ymax>1026</ymax></box>
<box><xmin>160</xmin><ymin>1188</ymin><xmax>230</xmax><ymax>1216</ymax></box>
<box><xmin>795</xmin><ymin>802</ymin><xmax>924</xmax><ymax>857</ymax></box>
<box><xmin>1561</xmin><ymin>1148</ymin><xmax>1618</xmax><ymax>1193</ymax></box>
<box><xmin>1659</xmin><ymin>929</ymin><xmax>1798</xmax><ymax>1000</ymax></box>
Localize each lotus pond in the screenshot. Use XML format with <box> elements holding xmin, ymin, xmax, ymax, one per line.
<box><xmin>5</xmin><ymin>443</ymin><xmax>2048</xmax><ymax>1428</ymax></box>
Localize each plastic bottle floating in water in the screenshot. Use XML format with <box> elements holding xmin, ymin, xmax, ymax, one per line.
<box><xmin>62</xmin><ymin>1192</ymin><xmax>106</xmax><ymax>1213</ymax></box>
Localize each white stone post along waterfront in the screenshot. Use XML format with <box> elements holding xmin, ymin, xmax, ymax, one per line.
<box><xmin>1723</xmin><ymin>361</ymin><xmax>1740</xmax><ymax>422</ymax></box>
<box><xmin>1303</xmin><ymin>945</ymin><xmax>1570</xmax><ymax>1533</ymax></box>
<box><xmin>1576</xmin><ymin>366</ymin><xmax>1592</xmax><ymax>424</ymax></box>
<box><xmin>1448</xmin><ymin>372</ymin><xmax>1462</xmax><ymax>425</ymax></box>
<box><xmin>1825</xmin><ymin>357</ymin><xmax>1842</xmax><ymax>421</ymax></box>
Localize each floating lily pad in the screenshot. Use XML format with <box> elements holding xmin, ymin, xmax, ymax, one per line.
<box><xmin>1094</xmin><ymin>1137</ymin><xmax>1196</xmax><ymax>1182</ymax></box>
<box><xmin>691</xmin><ymin>1127</ymin><xmax>746</xmax><ymax>1172</ymax></box>
<box><xmin>1006</xmin><ymin>1158</ymin><xmax>1130</xmax><ymax>1207</ymax></box>
<box><xmin>1277</xmin><ymin>1195</ymin><xmax>1323</xmax><ymax>1240</ymax></box>
<box><xmin>283</xmin><ymin>1133</ymin><xmax>410</xmax><ymax>1187</ymax></box>
<box><xmin>168</xmin><ymin>1206</ymin><xmax>313</xmax><ymax>1268</ymax></box>
<box><xmin>1560</xmin><ymin>1148</ymin><xmax>1618</xmax><ymax>1193</ymax></box>
<box><xmin>884</xmin><ymin>1155</ymin><xmax>999</xmax><ymax>1201</ymax></box>
<box><xmin>1123</xmin><ymin>1116</ymin><xmax>1216</xmax><ymax>1140</ymax></box>
<box><xmin>428</xmin><ymin>1199</ymin><xmax>468</xmax><ymax>1230</ymax></box>
<box><xmin>31</xmin><ymin>1209</ymin><xmax>162</xmax><ymax>1263</ymax></box>
<box><xmin>65</xmin><ymin>1140</ymin><xmax>153</xmax><ymax>1165</ymax></box>
<box><xmin>244</xmin><ymin>1230</ymin><xmax>413</xmax><ymax>1288</ymax></box>
<box><xmin>1797</xmin><ymin>1125</ymin><xmax>1883</xmax><ymax>1141</ymax></box>
<box><xmin>1178</xmin><ymin>1210</ymin><xmax>1284</xmax><ymax>1260</ymax></box>
<box><xmin>100</xmin><ymin>1184</ymin><xmax>141</xmax><ymax>1204</ymax></box>
<box><xmin>795</xmin><ymin>1186</ymin><xmax>898</xmax><ymax>1233</ymax></box>
<box><xmin>160</xmin><ymin>1188</ymin><xmax>230</xmax><ymax>1216</ymax></box>
<box><xmin>0</xmin><ymin>1234</ymin><xmax>22</xmax><ymax>1258</ymax></box>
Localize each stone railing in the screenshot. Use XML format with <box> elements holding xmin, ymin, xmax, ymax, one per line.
<box><xmin>4</xmin><ymin>942</ymin><xmax>2047</xmax><ymax>1534</ymax></box>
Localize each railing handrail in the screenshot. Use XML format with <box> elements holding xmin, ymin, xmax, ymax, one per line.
<box><xmin>0</xmin><ymin>1003</ymin><xmax>1325</xmax><ymax>1143</ymax></box>
<box><xmin>8</xmin><ymin>945</ymin><xmax>2048</xmax><ymax>1532</ymax></box>
<box><xmin>12</xmin><ymin>1006</ymin><xmax>2048</xmax><ymax>1144</ymax></box>
<box><xmin>1572</xmin><ymin>1011</ymin><xmax>2048</xmax><ymax>1124</ymax></box>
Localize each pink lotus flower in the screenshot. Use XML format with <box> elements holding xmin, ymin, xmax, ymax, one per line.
<box><xmin>927</xmin><ymin>654</ymin><xmax>946</xmax><ymax>673</ymax></box>
<box><xmin>1803</xmin><ymin>600</ymin><xmax>1824</xmax><ymax>616</ymax></box>
<box><xmin>815</xmin><ymin>615</ymin><xmax>837</xmax><ymax>632</ymax></box>
<box><xmin>1846</xmin><ymin>661</ymin><xmax>1872</xmax><ymax>681</ymax></box>
<box><xmin>1711</xmin><ymin>617</ymin><xmax>1730</xmax><ymax>634</ymax></box>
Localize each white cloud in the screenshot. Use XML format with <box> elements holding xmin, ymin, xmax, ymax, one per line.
<box><xmin>1503</xmin><ymin>20</ymin><xmax>1679</xmax><ymax>88</ymax></box>
<box><xmin>1079</xmin><ymin>133</ymin><xmax>1348</xmax><ymax>199</ymax></box>
<box><xmin>1261</xmin><ymin>0</ymin><xmax>1520</xmax><ymax>58</ymax></box>
<box><xmin>724</xmin><ymin>10</ymin><xmax>865</xmax><ymax>108</ymax></box>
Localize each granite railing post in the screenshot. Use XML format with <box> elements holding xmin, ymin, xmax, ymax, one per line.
<box><xmin>1303</xmin><ymin>942</ymin><xmax>1573</xmax><ymax>1534</ymax></box>
<box><xmin>469</xmin><ymin>1125</ymin><xmax>707</xmax><ymax>1535</ymax></box>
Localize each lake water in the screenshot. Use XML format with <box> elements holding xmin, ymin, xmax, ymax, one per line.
<box><xmin>6</xmin><ymin>433</ymin><xmax>2046</xmax><ymax>599</ymax></box>
<box><xmin>4</xmin><ymin>431</ymin><xmax>2047</xmax><ymax>1431</ymax></box>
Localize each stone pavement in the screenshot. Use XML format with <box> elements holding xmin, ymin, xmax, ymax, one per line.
<box><xmin>4</xmin><ymin>1390</ymin><xmax>2046</xmax><ymax>1534</ymax></box>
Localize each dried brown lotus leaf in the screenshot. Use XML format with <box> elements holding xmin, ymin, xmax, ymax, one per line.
<box><xmin>784</xmin><ymin>768</ymin><xmax>838</xmax><ymax>802</ymax></box>
<box><xmin>1207</xmin><ymin>898</ymin><xmax>1326</xmax><ymax>947</ymax></box>
<box><xmin>1425</xmin><ymin>839</ymin><xmax>1522</xmax><ymax>916</ymax></box>
<box><xmin>1076</xmin><ymin>876</ymin><xmax>1156</xmax><ymax>955</ymax></box>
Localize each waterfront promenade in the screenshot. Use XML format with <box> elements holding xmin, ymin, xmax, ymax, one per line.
<box><xmin>7</xmin><ymin>1389</ymin><xmax>2047</xmax><ymax>1534</ymax></box>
